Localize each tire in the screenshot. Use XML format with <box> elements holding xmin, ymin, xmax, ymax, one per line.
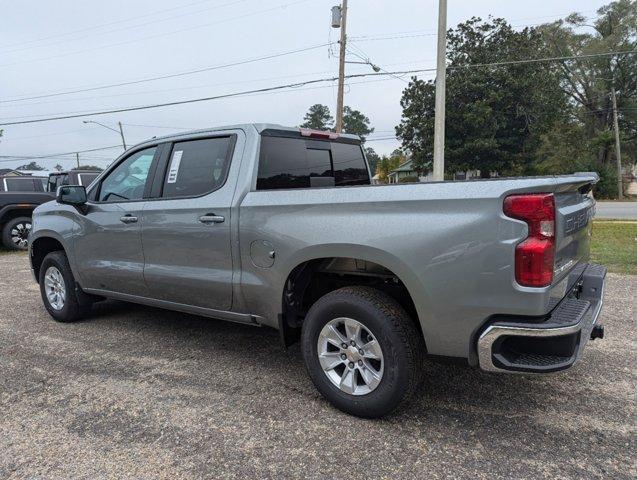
<box><xmin>301</xmin><ymin>286</ymin><xmax>425</xmax><ymax>418</ymax></box>
<box><xmin>2</xmin><ymin>216</ymin><xmax>32</xmax><ymax>251</ymax></box>
<box><xmin>39</xmin><ymin>250</ymin><xmax>91</xmax><ymax>322</ymax></box>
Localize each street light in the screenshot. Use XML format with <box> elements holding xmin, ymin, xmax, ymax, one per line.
<box><xmin>83</xmin><ymin>120</ymin><xmax>127</xmax><ymax>150</ymax></box>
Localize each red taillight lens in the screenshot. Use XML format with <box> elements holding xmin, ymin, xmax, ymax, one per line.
<box><xmin>503</xmin><ymin>193</ymin><xmax>555</xmax><ymax>287</ymax></box>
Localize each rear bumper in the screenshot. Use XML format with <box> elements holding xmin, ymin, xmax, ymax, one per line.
<box><xmin>478</xmin><ymin>263</ymin><xmax>606</xmax><ymax>373</ymax></box>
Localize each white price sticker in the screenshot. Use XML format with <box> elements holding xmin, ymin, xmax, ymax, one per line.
<box><xmin>167</xmin><ymin>150</ymin><xmax>183</xmax><ymax>184</ymax></box>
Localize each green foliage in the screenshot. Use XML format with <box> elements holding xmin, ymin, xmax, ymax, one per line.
<box><xmin>375</xmin><ymin>154</ymin><xmax>403</xmax><ymax>183</ymax></box>
<box><xmin>16</xmin><ymin>161</ymin><xmax>45</xmax><ymax>171</ymax></box>
<box><xmin>300</xmin><ymin>104</ymin><xmax>334</xmax><ymax>130</ymax></box>
<box><xmin>395</xmin><ymin>3</ymin><xmax>636</xmax><ymax>198</ymax></box>
<box><xmin>364</xmin><ymin>147</ymin><xmax>380</xmax><ymax>175</ymax></box>
<box><xmin>342</xmin><ymin>106</ymin><xmax>374</xmax><ymax>142</ymax></box>
<box><xmin>399</xmin><ymin>175</ymin><xmax>419</xmax><ymax>183</ymax></box>
<box><xmin>396</xmin><ymin>17</ymin><xmax>566</xmax><ymax>177</ymax></box>
<box><xmin>539</xmin><ymin>0</ymin><xmax>637</xmax><ymax>168</ymax></box>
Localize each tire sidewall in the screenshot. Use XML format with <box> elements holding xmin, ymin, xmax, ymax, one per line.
<box><xmin>302</xmin><ymin>290</ymin><xmax>412</xmax><ymax>417</ymax></box>
<box><xmin>2</xmin><ymin>216</ymin><xmax>32</xmax><ymax>251</ymax></box>
<box><xmin>39</xmin><ymin>252</ymin><xmax>79</xmax><ymax>322</ymax></box>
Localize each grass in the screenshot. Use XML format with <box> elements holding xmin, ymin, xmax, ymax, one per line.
<box><xmin>590</xmin><ymin>221</ymin><xmax>637</xmax><ymax>275</ymax></box>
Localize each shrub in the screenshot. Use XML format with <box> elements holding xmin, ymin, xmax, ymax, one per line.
<box><xmin>399</xmin><ymin>175</ymin><xmax>420</xmax><ymax>183</ymax></box>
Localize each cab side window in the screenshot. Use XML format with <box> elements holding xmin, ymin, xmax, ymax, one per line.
<box><xmin>160</xmin><ymin>137</ymin><xmax>232</xmax><ymax>198</ymax></box>
<box><xmin>98</xmin><ymin>147</ymin><xmax>156</xmax><ymax>202</ymax></box>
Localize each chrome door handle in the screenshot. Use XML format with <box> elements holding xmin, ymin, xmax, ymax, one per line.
<box><xmin>199</xmin><ymin>214</ymin><xmax>225</xmax><ymax>224</ymax></box>
<box><xmin>120</xmin><ymin>215</ymin><xmax>138</xmax><ymax>224</ymax></box>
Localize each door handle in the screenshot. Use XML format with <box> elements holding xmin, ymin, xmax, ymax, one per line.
<box><xmin>120</xmin><ymin>214</ymin><xmax>138</xmax><ymax>224</ymax></box>
<box><xmin>199</xmin><ymin>214</ymin><xmax>225</xmax><ymax>224</ymax></box>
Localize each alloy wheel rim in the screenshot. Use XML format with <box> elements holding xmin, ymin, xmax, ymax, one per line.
<box><xmin>10</xmin><ymin>221</ymin><xmax>31</xmax><ymax>249</ymax></box>
<box><xmin>317</xmin><ymin>317</ymin><xmax>384</xmax><ymax>396</ymax></box>
<box><xmin>44</xmin><ymin>266</ymin><xmax>66</xmax><ymax>311</ymax></box>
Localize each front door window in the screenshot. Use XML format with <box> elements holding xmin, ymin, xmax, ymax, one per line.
<box><xmin>98</xmin><ymin>147</ymin><xmax>156</xmax><ymax>202</ymax></box>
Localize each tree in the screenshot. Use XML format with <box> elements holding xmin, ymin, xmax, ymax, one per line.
<box><xmin>374</xmin><ymin>152</ymin><xmax>404</xmax><ymax>183</ymax></box>
<box><xmin>538</xmin><ymin>0</ymin><xmax>637</xmax><ymax>168</ymax></box>
<box><xmin>396</xmin><ymin>17</ymin><xmax>566</xmax><ymax>177</ymax></box>
<box><xmin>17</xmin><ymin>161</ymin><xmax>45</xmax><ymax>171</ymax></box>
<box><xmin>364</xmin><ymin>146</ymin><xmax>380</xmax><ymax>175</ymax></box>
<box><xmin>54</xmin><ymin>164</ymin><xmax>64</xmax><ymax>172</ymax></box>
<box><xmin>342</xmin><ymin>106</ymin><xmax>374</xmax><ymax>142</ymax></box>
<box><xmin>300</xmin><ymin>104</ymin><xmax>334</xmax><ymax>130</ymax></box>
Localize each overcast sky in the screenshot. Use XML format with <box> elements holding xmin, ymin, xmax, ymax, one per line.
<box><xmin>0</xmin><ymin>0</ymin><xmax>610</xmax><ymax>170</ymax></box>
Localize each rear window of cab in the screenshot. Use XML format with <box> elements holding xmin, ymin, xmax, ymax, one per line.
<box><xmin>257</xmin><ymin>136</ymin><xmax>370</xmax><ymax>190</ymax></box>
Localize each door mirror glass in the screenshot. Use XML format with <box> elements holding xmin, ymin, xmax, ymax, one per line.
<box><xmin>57</xmin><ymin>185</ymin><xmax>87</xmax><ymax>206</ymax></box>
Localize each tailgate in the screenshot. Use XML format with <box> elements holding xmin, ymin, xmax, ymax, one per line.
<box><xmin>553</xmin><ymin>182</ymin><xmax>596</xmax><ymax>282</ymax></box>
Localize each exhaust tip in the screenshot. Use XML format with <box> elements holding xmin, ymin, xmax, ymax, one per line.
<box><xmin>591</xmin><ymin>324</ymin><xmax>604</xmax><ymax>340</ymax></box>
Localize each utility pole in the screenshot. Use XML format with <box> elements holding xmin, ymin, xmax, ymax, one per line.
<box><xmin>83</xmin><ymin>120</ymin><xmax>127</xmax><ymax>150</ymax></box>
<box><xmin>118</xmin><ymin>121</ymin><xmax>127</xmax><ymax>150</ymax></box>
<box><xmin>75</xmin><ymin>152</ymin><xmax>80</xmax><ymax>169</ymax></box>
<box><xmin>432</xmin><ymin>0</ymin><xmax>447</xmax><ymax>181</ymax></box>
<box><xmin>335</xmin><ymin>0</ymin><xmax>348</xmax><ymax>133</ymax></box>
<box><xmin>611</xmin><ymin>85</ymin><xmax>623</xmax><ymax>199</ymax></box>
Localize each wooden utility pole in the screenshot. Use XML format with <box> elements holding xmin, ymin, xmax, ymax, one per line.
<box><xmin>335</xmin><ymin>0</ymin><xmax>348</xmax><ymax>133</ymax></box>
<box><xmin>75</xmin><ymin>152</ymin><xmax>80</xmax><ymax>169</ymax></box>
<box><xmin>611</xmin><ymin>85</ymin><xmax>623</xmax><ymax>199</ymax></box>
<box><xmin>432</xmin><ymin>0</ymin><xmax>447</xmax><ymax>181</ymax></box>
<box><xmin>118</xmin><ymin>121</ymin><xmax>127</xmax><ymax>150</ymax></box>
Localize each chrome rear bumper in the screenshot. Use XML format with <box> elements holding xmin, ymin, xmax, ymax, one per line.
<box><xmin>478</xmin><ymin>263</ymin><xmax>606</xmax><ymax>373</ymax></box>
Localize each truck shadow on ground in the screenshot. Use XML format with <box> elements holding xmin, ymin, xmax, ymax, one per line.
<box><xmin>81</xmin><ymin>299</ymin><xmax>617</xmax><ymax>434</ymax></box>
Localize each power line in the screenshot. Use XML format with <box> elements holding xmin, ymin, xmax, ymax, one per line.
<box><xmin>0</xmin><ymin>0</ymin><xmax>314</xmax><ymax>68</ymax></box>
<box><xmin>347</xmin><ymin>13</ymin><xmax>598</xmax><ymax>43</ymax></box>
<box><xmin>0</xmin><ymin>0</ymin><xmax>224</xmax><ymax>49</ymax></box>
<box><xmin>0</xmin><ymin>145</ymin><xmax>122</xmax><ymax>161</ymax></box>
<box><xmin>0</xmin><ymin>43</ymin><xmax>332</xmax><ymax>104</ymax></box>
<box><xmin>1</xmin><ymin>50</ymin><xmax>634</xmax><ymax>127</ymax></box>
<box><xmin>0</xmin><ymin>0</ymin><xmax>250</xmax><ymax>55</ymax></box>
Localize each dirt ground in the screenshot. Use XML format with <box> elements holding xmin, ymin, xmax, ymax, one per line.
<box><xmin>0</xmin><ymin>251</ymin><xmax>635</xmax><ymax>479</ymax></box>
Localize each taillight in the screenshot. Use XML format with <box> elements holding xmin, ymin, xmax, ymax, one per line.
<box><xmin>503</xmin><ymin>193</ymin><xmax>555</xmax><ymax>287</ymax></box>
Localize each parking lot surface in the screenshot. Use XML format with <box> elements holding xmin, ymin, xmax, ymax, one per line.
<box><xmin>0</xmin><ymin>251</ymin><xmax>635</xmax><ymax>479</ymax></box>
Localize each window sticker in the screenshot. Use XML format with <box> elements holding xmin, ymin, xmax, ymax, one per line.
<box><xmin>167</xmin><ymin>150</ymin><xmax>183</xmax><ymax>183</ymax></box>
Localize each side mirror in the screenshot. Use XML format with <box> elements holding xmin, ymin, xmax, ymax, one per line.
<box><xmin>56</xmin><ymin>185</ymin><xmax>87</xmax><ymax>206</ymax></box>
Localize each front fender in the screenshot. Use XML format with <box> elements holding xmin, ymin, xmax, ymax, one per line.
<box><xmin>30</xmin><ymin>205</ymin><xmax>81</xmax><ymax>283</ymax></box>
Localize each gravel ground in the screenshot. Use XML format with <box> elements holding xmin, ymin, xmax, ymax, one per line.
<box><xmin>0</xmin><ymin>251</ymin><xmax>635</xmax><ymax>479</ymax></box>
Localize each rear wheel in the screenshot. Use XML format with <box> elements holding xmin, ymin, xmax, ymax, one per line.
<box><xmin>301</xmin><ymin>286</ymin><xmax>424</xmax><ymax>418</ymax></box>
<box><xmin>39</xmin><ymin>251</ymin><xmax>92</xmax><ymax>322</ymax></box>
<box><xmin>2</xmin><ymin>216</ymin><xmax>32</xmax><ymax>251</ymax></box>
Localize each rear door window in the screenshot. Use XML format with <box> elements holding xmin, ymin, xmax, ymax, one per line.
<box><xmin>257</xmin><ymin>136</ymin><xmax>369</xmax><ymax>190</ymax></box>
<box><xmin>4</xmin><ymin>178</ymin><xmax>38</xmax><ymax>192</ymax></box>
<box><xmin>160</xmin><ymin>137</ymin><xmax>233</xmax><ymax>198</ymax></box>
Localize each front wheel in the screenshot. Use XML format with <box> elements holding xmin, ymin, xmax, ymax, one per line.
<box><xmin>301</xmin><ymin>286</ymin><xmax>424</xmax><ymax>418</ymax></box>
<box><xmin>39</xmin><ymin>251</ymin><xmax>91</xmax><ymax>322</ymax></box>
<box><xmin>2</xmin><ymin>216</ymin><xmax>32</xmax><ymax>251</ymax></box>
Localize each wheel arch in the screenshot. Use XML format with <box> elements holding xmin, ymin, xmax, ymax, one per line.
<box><xmin>30</xmin><ymin>234</ymin><xmax>69</xmax><ymax>283</ymax></box>
<box><xmin>277</xmin><ymin>244</ymin><xmax>431</xmax><ymax>347</ymax></box>
<box><xmin>0</xmin><ymin>205</ymin><xmax>36</xmax><ymax>226</ymax></box>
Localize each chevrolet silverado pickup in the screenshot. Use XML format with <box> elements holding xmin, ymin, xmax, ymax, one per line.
<box><xmin>29</xmin><ymin>124</ymin><xmax>606</xmax><ymax>417</ymax></box>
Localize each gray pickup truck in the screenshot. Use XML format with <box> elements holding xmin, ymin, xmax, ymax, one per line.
<box><xmin>29</xmin><ymin>124</ymin><xmax>606</xmax><ymax>417</ymax></box>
